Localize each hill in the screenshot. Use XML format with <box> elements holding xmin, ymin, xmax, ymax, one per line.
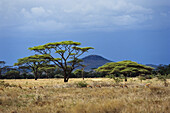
<box><xmin>80</xmin><ymin>55</ymin><xmax>159</xmax><ymax>71</ymax></box>
<box><xmin>81</xmin><ymin>55</ymin><xmax>112</xmax><ymax>71</ymax></box>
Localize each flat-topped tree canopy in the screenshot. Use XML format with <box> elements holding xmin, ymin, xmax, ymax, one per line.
<box><xmin>28</xmin><ymin>41</ymin><xmax>94</xmax><ymax>82</ymax></box>
<box><xmin>29</xmin><ymin>41</ymin><xmax>81</xmax><ymax>51</ymax></box>
<box><xmin>72</xmin><ymin>47</ymin><xmax>94</xmax><ymax>52</ymax></box>
<box><xmin>14</xmin><ymin>54</ymin><xmax>51</xmax><ymax>66</ymax></box>
<box><xmin>96</xmin><ymin>60</ymin><xmax>154</xmax><ymax>82</ymax></box>
<box><xmin>14</xmin><ymin>54</ymin><xmax>52</xmax><ymax>80</ymax></box>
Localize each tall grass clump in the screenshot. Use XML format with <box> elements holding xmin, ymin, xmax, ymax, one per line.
<box><xmin>77</xmin><ymin>81</ymin><xmax>88</xmax><ymax>87</ymax></box>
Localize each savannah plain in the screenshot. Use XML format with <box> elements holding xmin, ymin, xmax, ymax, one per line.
<box><xmin>0</xmin><ymin>78</ymin><xmax>169</xmax><ymax>113</ymax></box>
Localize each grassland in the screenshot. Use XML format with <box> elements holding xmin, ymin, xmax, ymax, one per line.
<box><xmin>0</xmin><ymin>78</ymin><xmax>169</xmax><ymax>113</ymax></box>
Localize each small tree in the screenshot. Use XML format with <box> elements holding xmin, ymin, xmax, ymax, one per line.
<box><xmin>138</xmin><ymin>76</ymin><xmax>146</xmax><ymax>83</ymax></box>
<box><xmin>106</xmin><ymin>74</ymin><xmax>122</xmax><ymax>84</ymax></box>
<box><xmin>14</xmin><ymin>54</ymin><xmax>51</xmax><ymax>80</ymax></box>
<box><xmin>29</xmin><ymin>41</ymin><xmax>94</xmax><ymax>82</ymax></box>
<box><xmin>0</xmin><ymin>61</ymin><xmax>5</xmax><ymax>76</ymax></box>
<box><xmin>81</xmin><ymin>64</ymin><xmax>88</xmax><ymax>80</ymax></box>
<box><xmin>157</xmin><ymin>74</ymin><xmax>168</xmax><ymax>87</ymax></box>
<box><xmin>73</xmin><ymin>69</ymin><xmax>82</xmax><ymax>78</ymax></box>
<box><xmin>39</xmin><ymin>65</ymin><xmax>57</xmax><ymax>78</ymax></box>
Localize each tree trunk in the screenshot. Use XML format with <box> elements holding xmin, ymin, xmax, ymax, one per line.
<box><xmin>82</xmin><ymin>69</ymin><xmax>84</xmax><ymax>80</ymax></box>
<box><xmin>35</xmin><ymin>76</ymin><xmax>38</xmax><ymax>80</ymax></box>
<box><xmin>34</xmin><ymin>71</ymin><xmax>38</xmax><ymax>80</ymax></box>
<box><xmin>125</xmin><ymin>76</ymin><xmax>127</xmax><ymax>82</ymax></box>
<box><xmin>64</xmin><ymin>72</ymin><xmax>69</xmax><ymax>82</ymax></box>
<box><xmin>64</xmin><ymin>77</ymin><xmax>68</xmax><ymax>82</ymax></box>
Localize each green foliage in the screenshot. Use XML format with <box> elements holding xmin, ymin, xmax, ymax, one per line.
<box><xmin>0</xmin><ymin>61</ymin><xmax>5</xmax><ymax>76</ymax></box>
<box><xmin>5</xmin><ymin>70</ymin><xmax>20</xmax><ymax>79</ymax></box>
<box><xmin>96</xmin><ymin>60</ymin><xmax>154</xmax><ymax>77</ymax></box>
<box><xmin>28</xmin><ymin>40</ymin><xmax>94</xmax><ymax>82</ymax></box>
<box><xmin>14</xmin><ymin>54</ymin><xmax>51</xmax><ymax>66</ymax></box>
<box><xmin>105</xmin><ymin>74</ymin><xmax>115</xmax><ymax>79</ymax></box>
<box><xmin>73</xmin><ymin>69</ymin><xmax>82</xmax><ymax>78</ymax></box>
<box><xmin>113</xmin><ymin>77</ymin><xmax>122</xmax><ymax>84</ymax></box>
<box><xmin>106</xmin><ymin>74</ymin><xmax>122</xmax><ymax>84</ymax></box>
<box><xmin>156</xmin><ymin>74</ymin><xmax>169</xmax><ymax>87</ymax></box>
<box><xmin>156</xmin><ymin>64</ymin><xmax>170</xmax><ymax>75</ymax></box>
<box><xmin>54</xmin><ymin>74</ymin><xmax>64</xmax><ymax>78</ymax></box>
<box><xmin>156</xmin><ymin>74</ymin><xmax>167</xmax><ymax>81</ymax></box>
<box><xmin>145</xmin><ymin>75</ymin><xmax>154</xmax><ymax>79</ymax></box>
<box><xmin>55</xmin><ymin>50</ymin><xmax>66</xmax><ymax>53</ymax></box>
<box><xmin>77</xmin><ymin>81</ymin><xmax>88</xmax><ymax>87</ymax></box>
<box><xmin>138</xmin><ymin>76</ymin><xmax>146</xmax><ymax>82</ymax></box>
<box><xmin>167</xmin><ymin>74</ymin><xmax>170</xmax><ymax>79</ymax></box>
<box><xmin>14</xmin><ymin>54</ymin><xmax>52</xmax><ymax>80</ymax></box>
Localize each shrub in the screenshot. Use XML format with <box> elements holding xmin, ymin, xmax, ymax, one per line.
<box><xmin>5</xmin><ymin>70</ymin><xmax>20</xmax><ymax>79</ymax></box>
<box><xmin>156</xmin><ymin>74</ymin><xmax>169</xmax><ymax>87</ymax></box>
<box><xmin>138</xmin><ymin>76</ymin><xmax>146</xmax><ymax>82</ymax></box>
<box><xmin>145</xmin><ymin>75</ymin><xmax>154</xmax><ymax>79</ymax></box>
<box><xmin>105</xmin><ymin>74</ymin><xmax>114</xmax><ymax>79</ymax></box>
<box><xmin>113</xmin><ymin>77</ymin><xmax>122</xmax><ymax>84</ymax></box>
<box><xmin>77</xmin><ymin>81</ymin><xmax>88</xmax><ymax>88</ymax></box>
<box><xmin>25</xmin><ymin>74</ymin><xmax>34</xmax><ymax>79</ymax></box>
<box><xmin>54</xmin><ymin>74</ymin><xmax>64</xmax><ymax>78</ymax></box>
<box><xmin>106</xmin><ymin>74</ymin><xmax>122</xmax><ymax>84</ymax></box>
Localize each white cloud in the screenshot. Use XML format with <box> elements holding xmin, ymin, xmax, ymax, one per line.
<box><xmin>21</xmin><ymin>7</ymin><xmax>53</xmax><ymax>18</ymax></box>
<box><xmin>0</xmin><ymin>0</ymin><xmax>169</xmax><ymax>32</ymax></box>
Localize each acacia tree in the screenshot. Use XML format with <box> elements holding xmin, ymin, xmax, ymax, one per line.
<box><xmin>96</xmin><ymin>60</ymin><xmax>154</xmax><ymax>82</ymax></box>
<box><xmin>29</xmin><ymin>41</ymin><xmax>94</xmax><ymax>82</ymax></box>
<box><xmin>0</xmin><ymin>61</ymin><xmax>5</xmax><ymax>76</ymax></box>
<box><xmin>156</xmin><ymin>64</ymin><xmax>170</xmax><ymax>75</ymax></box>
<box><xmin>14</xmin><ymin>54</ymin><xmax>51</xmax><ymax>80</ymax></box>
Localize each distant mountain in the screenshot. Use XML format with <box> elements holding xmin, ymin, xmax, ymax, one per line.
<box><xmin>81</xmin><ymin>55</ymin><xmax>112</xmax><ymax>71</ymax></box>
<box><xmin>80</xmin><ymin>55</ymin><xmax>159</xmax><ymax>71</ymax></box>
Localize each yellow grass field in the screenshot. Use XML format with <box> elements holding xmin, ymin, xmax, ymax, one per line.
<box><xmin>0</xmin><ymin>78</ymin><xmax>170</xmax><ymax>113</ymax></box>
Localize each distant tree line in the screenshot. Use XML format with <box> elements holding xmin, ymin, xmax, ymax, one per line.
<box><xmin>0</xmin><ymin>65</ymin><xmax>104</xmax><ymax>79</ymax></box>
<box><xmin>0</xmin><ymin>59</ymin><xmax>170</xmax><ymax>80</ymax></box>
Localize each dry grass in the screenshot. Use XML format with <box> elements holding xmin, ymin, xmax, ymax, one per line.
<box><xmin>0</xmin><ymin>78</ymin><xmax>169</xmax><ymax>113</ymax></box>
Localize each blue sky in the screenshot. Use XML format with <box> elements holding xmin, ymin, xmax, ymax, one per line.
<box><xmin>0</xmin><ymin>0</ymin><xmax>170</xmax><ymax>65</ymax></box>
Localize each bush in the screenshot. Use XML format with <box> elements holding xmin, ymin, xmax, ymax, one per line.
<box><xmin>113</xmin><ymin>77</ymin><xmax>123</xmax><ymax>84</ymax></box>
<box><xmin>156</xmin><ymin>74</ymin><xmax>167</xmax><ymax>81</ymax></box>
<box><xmin>138</xmin><ymin>76</ymin><xmax>146</xmax><ymax>82</ymax></box>
<box><xmin>77</xmin><ymin>81</ymin><xmax>88</xmax><ymax>88</ymax></box>
<box><xmin>5</xmin><ymin>70</ymin><xmax>20</xmax><ymax>79</ymax></box>
<box><xmin>145</xmin><ymin>75</ymin><xmax>154</xmax><ymax>79</ymax></box>
<box><xmin>25</xmin><ymin>74</ymin><xmax>34</xmax><ymax>79</ymax></box>
<box><xmin>54</xmin><ymin>74</ymin><xmax>64</xmax><ymax>78</ymax></box>
<box><xmin>106</xmin><ymin>74</ymin><xmax>123</xmax><ymax>84</ymax></box>
<box><xmin>105</xmin><ymin>74</ymin><xmax>114</xmax><ymax>79</ymax></box>
<box><xmin>156</xmin><ymin>74</ymin><xmax>169</xmax><ymax>87</ymax></box>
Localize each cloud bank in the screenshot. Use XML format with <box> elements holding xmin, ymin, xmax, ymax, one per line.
<box><xmin>0</xmin><ymin>0</ymin><xmax>170</xmax><ymax>33</ymax></box>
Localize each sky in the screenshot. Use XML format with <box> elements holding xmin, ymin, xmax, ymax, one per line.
<box><xmin>0</xmin><ymin>0</ymin><xmax>170</xmax><ymax>66</ymax></box>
